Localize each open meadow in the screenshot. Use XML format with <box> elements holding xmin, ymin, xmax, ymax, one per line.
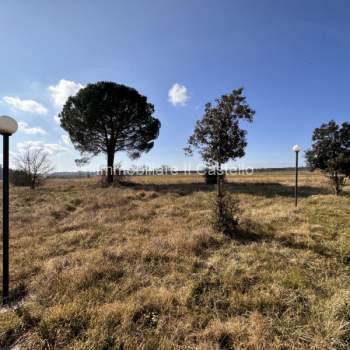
<box><xmin>1</xmin><ymin>171</ymin><xmax>350</xmax><ymax>349</ymax></box>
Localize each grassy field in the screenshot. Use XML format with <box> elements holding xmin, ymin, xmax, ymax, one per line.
<box><xmin>1</xmin><ymin>171</ymin><xmax>350</xmax><ymax>349</ymax></box>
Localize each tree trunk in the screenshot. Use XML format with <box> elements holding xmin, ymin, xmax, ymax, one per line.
<box><xmin>107</xmin><ymin>151</ymin><xmax>115</xmax><ymax>184</ymax></box>
<box><xmin>330</xmin><ymin>172</ymin><xmax>341</xmax><ymax>196</ymax></box>
<box><xmin>31</xmin><ymin>175</ymin><xmax>36</xmax><ymax>190</ymax></box>
<box><xmin>334</xmin><ymin>173</ymin><xmax>340</xmax><ymax>196</ymax></box>
<box><xmin>216</xmin><ymin>163</ymin><xmax>222</xmax><ymax>219</ymax></box>
<box><xmin>217</xmin><ymin>162</ymin><xmax>222</xmax><ymax>198</ymax></box>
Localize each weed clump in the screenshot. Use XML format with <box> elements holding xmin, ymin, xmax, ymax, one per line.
<box><xmin>212</xmin><ymin>191</ymin><xmax>240</xmax><ymax>237</ymax></box>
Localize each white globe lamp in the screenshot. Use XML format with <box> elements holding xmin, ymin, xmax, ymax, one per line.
<box><xmin>292</xmin><ymin>144</ymin><xmax>301</xmax><ymax>153</ymax></box>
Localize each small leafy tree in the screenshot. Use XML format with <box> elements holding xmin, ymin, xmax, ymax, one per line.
<box><xmin>185</xmin><ymin>88</ymin><xmax>255</xmax><ymax>235</ymax></box>
<box><xmin>59</xmin><ymin>81</ymin><xmax>161</xmax><ymax>184</ymax></box>
<box><xmin>305</xmin><ymin>120</ymin><xmax>350</xmax><ymax>195</ymax></box>
<box><xmin>14</xmin><ymin>146</ymin><xmax>54</xmax><ymax>189</ymax></box>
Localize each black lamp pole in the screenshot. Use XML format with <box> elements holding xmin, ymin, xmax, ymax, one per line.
<box><xmin>2</xmin><ymin>134</ymin><xmax>9</xmax><ymax>305</ymax></box>
<box><xmin>0</xmin><ymin>116</ymin><xmax>17</xmax><ymax>306</ymax></box>
<box><xmin>294</xmin><ymin>150</ymin><xmax>299</xmax><ymax>208</ymax></box>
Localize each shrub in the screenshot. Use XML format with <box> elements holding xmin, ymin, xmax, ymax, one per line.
<box><xmin>14</xmin><ymin>146</ymin><xmax>53</xmax><ymax>189</ymax></box>
<box><xmin>9</xmin><ymin>169</ymin><xmax>33</xmax><ymax>187</ymax></box>
<box><xmin>212</xmin><ymin>191</ymin><xmax>240</xmax><ymax>237</ymax></box>
<box><xmin>100</xmin><ymin>169</ymin><xmax>127</xmax><ymax>186</ymax></box>
<box><xmin>204</xmin><ymin>169</ymin><xmax>225</xmax><ymax>185</ymax></box>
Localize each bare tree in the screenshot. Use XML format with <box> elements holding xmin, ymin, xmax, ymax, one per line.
<box><xmin>15</xmin><ymin>146</ymin><xmax>54</xmax><ymax>189</ymax></box>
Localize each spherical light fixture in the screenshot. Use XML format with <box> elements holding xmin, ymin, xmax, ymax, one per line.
<box><xmin>292</xmin><ymin>144</ymin><xmax>301</xmax><ymax>153</ymax></box>
<box><xmin>0</xmin><ymin>116</ymin><xmax>18</xmax><ymax>135</ymax></box>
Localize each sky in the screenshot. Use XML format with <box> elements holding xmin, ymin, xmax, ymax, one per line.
<box><xmin>0</xmin><ymin>0</ymin><xmax>349</xmax><ymax>172</ymax></box>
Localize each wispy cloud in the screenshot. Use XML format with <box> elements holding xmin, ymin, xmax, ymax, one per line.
<box><xmin>49</xmin><ymin>79</ymin><xmax>84</xmax><ymax>107</ymax></box>
<box><xmin>168</xmin><ymin>83</ymin><xmax>189</xmax><ymax>106</ymax></box>
<box><xmin>18</xmin><ymin>121</ymin><xmax>47</xmax><ymax>135</ymax></box>
<box><xmin>2</xmin><ymin>96</ymin><xmax>47</xmax><ymax>115</ymax></box>
<box><xmin>17</xmin><ymin>140</ymin><xmax>68</xmax><ymax>155</ymax></box>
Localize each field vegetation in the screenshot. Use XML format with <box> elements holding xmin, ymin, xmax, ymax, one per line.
<box><xmin>1</xmin><ymin>171</ymin><xmax>350</xmax><ymax>349</ymax></box>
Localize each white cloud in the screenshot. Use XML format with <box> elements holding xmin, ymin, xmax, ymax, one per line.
<box><xmin>168</xmin><ymin>83</ymin><xmax>189</xmax><ymax>106</ymax></box>
<box><xmin>61</xmin><ymin>134</ymin><xmax>71</xmax><ymax>145</ymax></box>
<box><xmin>44</xmin><ymin>143</ymin><xmax>68</xmax><ymax>155</ymax></box>
<box><xmin>53</xmin><ymin>115</ymin><xmax>60</xmax><ymax>124</ymax></box>
<box><xmin>49</xmin><ymin>79</ymin><xmax>84</xmax><ymax>107</ymax></box>
<box><xmin>17</xmin><ymin>141</ymin><xmax>68</xmax><ymax>155</ymax></box>
<box><xmin>18</xmin><ymin>121</ymin><xmax>46</xmax><ymax>135</ymax></box>
<box><xmin>2</xmin><ymin>96</ymin><xmax>47</xmax><ymax>114</ymax></box>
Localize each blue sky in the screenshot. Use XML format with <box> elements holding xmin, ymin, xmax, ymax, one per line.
<box><xmin>0</xmin><ymin>0</ymin><xmax>349</xmax><ymax>171</ymax></box>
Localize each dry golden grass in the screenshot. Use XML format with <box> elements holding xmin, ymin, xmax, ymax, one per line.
<box><xmin>1</xmin><ymin>171</ymin><xmax>350</xmax><ymax>349</ymax></box>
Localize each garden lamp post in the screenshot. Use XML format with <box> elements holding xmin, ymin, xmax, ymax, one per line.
<box><xmin>0</xmin><ymin>116</ymin><xmax>18</xmax><ymax>305</ymax></box>
<box><xmin>292</xmin><ymin>144</ymin><xmax>301</xmax><ymax>208</ymax></box>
